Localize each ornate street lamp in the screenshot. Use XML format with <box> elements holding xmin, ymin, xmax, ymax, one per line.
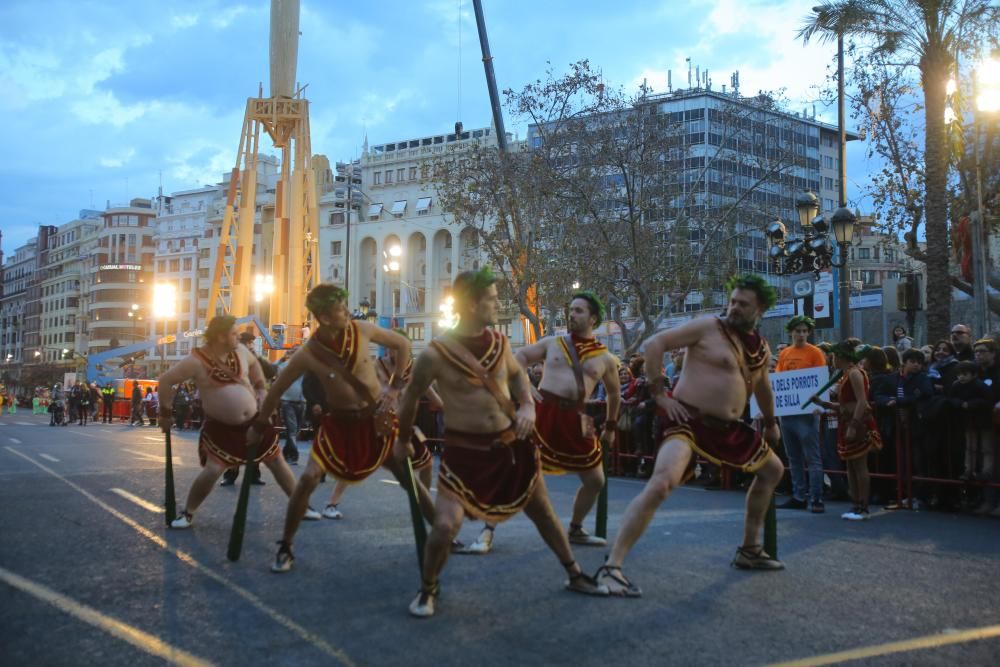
<box><xmin>830</xmin><ymin>206</ymin><xmax>857</xmax><ymax>340</ymax></box>
<box><xmin>796</xmin><ymin>190</ymin><xmax>820</xmax><ymax>231</ymax></box>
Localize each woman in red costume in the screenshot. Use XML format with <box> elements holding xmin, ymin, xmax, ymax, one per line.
<box><xmin>814</xmin><ymin>340</ymin><xmax>882</xmax><ymax>520</ymax></box>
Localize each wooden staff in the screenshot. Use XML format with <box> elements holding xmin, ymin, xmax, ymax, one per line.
<box><xmin>595</xmin><ymin>434</ymin><xmax>611</xmax><ymax>539</ymax></box>
<box><xmin>399</xmin><ymin>450</ymin><xmax>428</xmax><ymax>573</ymax></box>
<box><xmin>227</xmin><ymin>440</ymin><xmax>258</xmax><ymax>562</ymax></box>
<box><xmin>800</xmin><ymin>370</ymin><xmax>843</xmax><ymax>409</ymax></box>
<box><xmin>164</xmin><ymin>429</ymin><xmax>177</xmax><ymax>525</ymax></box>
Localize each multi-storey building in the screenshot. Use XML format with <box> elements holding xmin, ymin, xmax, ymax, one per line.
<box><xmin>319</xmin><ymin>126</ymin><xmax>510</xmax><ymax>350</ymax></box>
<box><xmin>847</xmin><ymin>216</ymin><xmax>922</xmax><ymax>289</ymax></box>
<box><xmin>0</xmin><ymin>239</ymin><xmax>36</xmax><ymax>371</ymax></box>
<box><xmin>79</xmin><ymin>199</ymin><xmax>157</xmax><ymax>358</ymax></box>
<box><xmin>38</xmin><ymin>215</ymin><xmax>101</xmax><ymax>364</ymax></box>
<box><xmin>527</xmin><ymin>84</ymin><xmax>859</xmax><ymax>315</ymax></box>
<box><xmin>153</xmin><ymin>185</ymin><xmax>221</xmax><ymax>366</ymax></box>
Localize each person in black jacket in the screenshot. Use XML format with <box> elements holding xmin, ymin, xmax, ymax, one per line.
<box><xmin>891</xmin><ymin>350</ymin><xmax>935</xmax><ymax>505</ymax></box>
<box><xmin>973</xmin><ymin>338</ymin><xmax>1000</xmax><ymax>514</ymax></box>
<box><xmin>947</xmin><ymin>361</ymin><xmax>991</xmax><ymax>480</ymax></box>
<box><xmin>865</xmin><ymin>347</ymin><xmax>897</xmax><ymax>505</ymax></box>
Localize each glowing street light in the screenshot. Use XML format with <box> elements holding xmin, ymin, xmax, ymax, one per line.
<box><xmin>254</xmin><ymin>274</ymin><xmax>275</xmax><ymax>303</ymax></box>
<box><xmin>153</xmin><ymin>283</ymin><xmax>177</xmax><ymax>375</ymax></box>
<box><xmin>439</xmin><ymin>295</ymin><xmax>458</xmax><ymax>330</ymax></box>
<box><xmin>383</xmin><ymin>244</ymin><xmax>402</xmax><ymax>273</ymax></box>
<box><xmin>976</xmin><ymin>55</ymin><xmax>1000</xmax><ymax>113</ymax></box>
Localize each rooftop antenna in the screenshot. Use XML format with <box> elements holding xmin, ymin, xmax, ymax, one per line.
<box><xmin>731</xmin><ymin>70</ymin><xmax>740</xmax><ymax>96</ymax></box>
<box><xmin>686</xmin><ymin>58</ymin><xmax>692</xmax><ymax>88</ymax></box>
<box><xmin>667</xmin><ymin>69</ymin><xmax>672</xmax><ymax>92</ymax></box>
<box><xmin>705</xmin><ymin>69</ymin><xmax>710</xmax><ymax>90</ymax></box>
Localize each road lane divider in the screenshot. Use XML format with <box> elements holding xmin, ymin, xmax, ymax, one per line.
<box><xmin>768</xmin><ymin>624</ymin><xmax>1000</xmax><ymax>667</ymax></box>
<box><xmin>0</xmin><ymin>565</ymin><xmax>213</xmax><ymax>667</ymax></box>
<box><xmin>123</xmin><ymin>449</ymin><xmax>184</xmax><ymax>466</ymax></box>
<box><xmin>110</xmin><ymin>488</ymin><xmax>165</xmax><ymax>514</ymax></box>
<box><xmin>9</xmin><ymin>438</ymin><xmax>22</xmax><ymax>444</ymax></box>
<box><xmin>39</xmin><ymin>454</ymin><xmax>59</xmax><ymax>462</ymax></box>
<box><xmin>379</xmin><ymin>479</ymin><xmax>400</xmax><ymax>486</ymax></box>
<box><xmin>2</xmin><ymin>446</ymin><xmax>355</xmax><ymax>667</ymax></box>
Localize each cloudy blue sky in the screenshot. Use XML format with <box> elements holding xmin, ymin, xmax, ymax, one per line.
<box><xmin>0</xmin><ymin>0</ymin><xmax>869</xmax><ymax>253</ymax></box>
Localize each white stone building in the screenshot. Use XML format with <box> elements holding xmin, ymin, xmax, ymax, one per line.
<box><xmin>319</xmin><ymin>125</ymin><xmax>524</xmax><ymax>351</ymax></box>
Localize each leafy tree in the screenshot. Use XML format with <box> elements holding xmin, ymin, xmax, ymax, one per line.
<box><xmin>436</xmin><ymin>61</ymin><xmax>813</xmax><ymax>353</ymax></box>
<box><xmin>800</xmin><ymin>0</ymin><xmax>999</xmax><ymax>341</ymax></box>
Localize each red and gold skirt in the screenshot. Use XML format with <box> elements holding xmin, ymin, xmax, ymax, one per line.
<box><xmin>199</xmin><ymin>417</ymin><xmax>280</xmax><ymax>467</ymax></box>
<box><xmin>535</xmin><ymin>391</ymin><xmax>602</xmax><ymax>473</ymax></box>
<box><xmin>310</xmin><ymin>410</ymin><xmax>395</xmax><ymax>483</ymax></box>
<box><xmin>658</xmin><ymin>409</ymin><xmax>771</xmax><ymax>476</ymax></box>
<box><xmin>438</xmin><ymin>428</ymin><xmax>539</xmax><ymax>522</ymax></box>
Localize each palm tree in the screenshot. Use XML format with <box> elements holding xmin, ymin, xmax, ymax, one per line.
<box><xmin>799</xmin><ymin>1</ymin><xmax>998</xmax><ymax>342</ymax></box>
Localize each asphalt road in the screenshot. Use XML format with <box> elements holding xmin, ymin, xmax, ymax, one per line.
<box><xmin>1</xmin><ymin>411</ymin><xmax>999</xmax><ymax>667</ymax></box>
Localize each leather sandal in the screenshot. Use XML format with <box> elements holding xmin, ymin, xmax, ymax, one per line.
<box><xmin>595</xmin><ymin>564</ymin><xmax>642</xmax><ymax>597</ymax></box>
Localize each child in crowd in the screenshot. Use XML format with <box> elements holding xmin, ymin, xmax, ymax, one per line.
<box><xmin>948</xmin><ymin>361</ymin><xmax>991</xmax><ymax>480</ymax></box>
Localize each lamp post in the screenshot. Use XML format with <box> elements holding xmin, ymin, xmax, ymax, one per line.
<box><xmin>830</xmin><ymin>207</ymin><xmax>857</xmax><ymax>340</ymax></box>
<box><xmin>127</xmin><ymin>303</ymin><xmax>142</xmax><ymax>378</ymax></box>
<box><xmin>334</xmin><ymin>161</ymin><xmax>365</xmax><ymax>301</ymax></box>
<box><xmin>383</xmin><ymin>243</ymin><xmax>403</xmax><ymax>327</ymax></box>
<box><xmin>153</xmin><ymin>284</ymin><xmax>177</xmax><ymax>377</ymax></box>
<box><xmin>972</xmin><ymin>54</ymin><xmax>1000</xmax><ymax>336</ymax></box>
<box><xmin>353</xmin><ymin>297</ymin><xmax>379</xmax><ymax>324</ymax></box>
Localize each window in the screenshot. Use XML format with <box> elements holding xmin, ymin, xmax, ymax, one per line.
<box><xmin>384</xmin><ymin>170</ymin><xmax>393</xmax><ymax>184</ymax></box>
<box><xmin>367</xmin><ymin>203</ymin><xmax>384</xmax><ymax>220</ymax></box>
<box><xmin>409</xmin><ymin>167</ymin><xmax>418</xmax><ymax>180</ymax></box>
<box><xmin>823</xmin><ymin>155</ymin><xmax>834</xmax><ymax>169</ymax></box>
<box><xmin>332</xmin><ymin>241</ymin><xmax>342</xmax><ymax>256</ymax></box>
<box><xmin>416</xmin><ymin>197</ymin><xmax>432</xmax><ymax>215</ymax></box>
<box><xmin>406</xmin><ymin>322</ymin><xmax>425</xmax><ymax>342</ymax></box>
<box><xmin>444</xmin><ymin>235</ymin><xmax>452</xmax><ymax>249</ymax></box>
<box><xmin>397</xmin><ymin>168</ymin><xmax>405</xmax><ymax>182</ymax></box>
<box><xmin>391</xmin><ymin>200</ymin><xmax>407</xmax><ymax>217</ymax></box>
<box><xmin>373</xmin><ymin>172</ymin><xmax>381</xmax><ymax>185</ymax></box>
<box><xmin>857</xmin><ymin>248</ymin><xmax>871</xmax><ymax>260</ymax></box>
<box><xmin>329</xmin><ymin>211</ymin><xmax>345</xmax><ymax>226</ymax></box>
<box><xmin>169</xmin><ymin>259</ymin><xmax>180</xmax><ymax>272</ymax></box>
<box><xmin>823</xmin><ymin>177</ymin><xmax>834</xmax><ymax>190</ymax></box>
<box><xmin>183</xmin><ymin>258</ymin><xmax>192</xmax><ymax>270</ymax></box>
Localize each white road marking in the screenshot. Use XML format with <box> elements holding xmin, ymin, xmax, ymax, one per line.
<box><xmin>142</xmin><ymin>437</ymin><xmax>163</xmax><ymax>443</ymax></box>
<box><xmin>39</xmin><ymin>454</ymin><xmax>59</xmax><ymax>462</ymax></box>
<box><xmin>109</xmin><ymin>488</ymin><xmax>164</xmax><ymax>514</ymax></box>
<box><xmin>15</xmin><ymin>422</ymin><xmax>35</xmax><ymax>426</ymax></box>
<box><xmin>380</xmin><ymin>479</ymin><xmax>400</xmax><ymax>486</ymax></box>
<box><xmin>9</xmin><ymin>438</ymin><xmax>22</xmax><ymax>445</ymax></box>
<box><xmin>123</xmin><ymin>449</ymin><xmax>182</xmax><ymax>465</ymax></box>
<box><xmin>2</xmin><ymin>447</ymin><xmax>355</xmax><ymax>667</ymax></box>
<box><xmin>0</xmin><ymin>565</ymin><xmax>212</xmax><ymax>667</ymax></box>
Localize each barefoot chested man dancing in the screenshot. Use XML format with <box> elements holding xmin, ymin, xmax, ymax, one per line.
<box><xmin>596</xmin><ymin>274</ymin><xmax>784</xmax><ymax>596</ymax></box>
<box><xmin>248</xmin><ymin>284</ymin><xmax>435</xmax><ymax>572</ymax></box>
<box><xmin>321</xmin><ymin>335</ymin><xmax>444</xmax><ymax>519</ymax></box>
<box><xmin>464</xmin><ymin>291</ymin><xmax>621</xmax><ymax>554</ymax></box>
<box><xmin>158</xmin><ymin>315</ymin><xmax>319</xmax><ymax>528</ymax></box>
<box><xmin>394</xmin><ymin>268</ymin><xmax>608</xmax><ymax>617</ymax></box>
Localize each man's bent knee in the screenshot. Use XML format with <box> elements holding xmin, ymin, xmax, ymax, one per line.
<box><xmin>580</xmin><ymin>466</ymin><xmax>605</xmax><ymax>490</ymax></box>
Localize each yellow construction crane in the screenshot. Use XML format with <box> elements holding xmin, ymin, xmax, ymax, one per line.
<box><xmin>206</xmin><ymin>0</ymin><xmax>319</xmax><ymax>343</ymax></box>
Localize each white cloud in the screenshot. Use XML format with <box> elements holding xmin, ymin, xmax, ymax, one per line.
<box><xmin>99</xmin><ymin>147</ymin><xmax>136</xmax><ymax>168</ymax></box>
<box><xmin>71</xmin><ymin>91</ymin><xmax>156</xmax><ymax>127</ymax></box>
<box><xmin>171</xmin><ymin>14</ymin><xmax>200</xmax><ymax>30</ymax></box>
<box><xmin>211</xmin><ymin>5</ymin><xmax>248</xmax><ymax>30</ymax></box>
